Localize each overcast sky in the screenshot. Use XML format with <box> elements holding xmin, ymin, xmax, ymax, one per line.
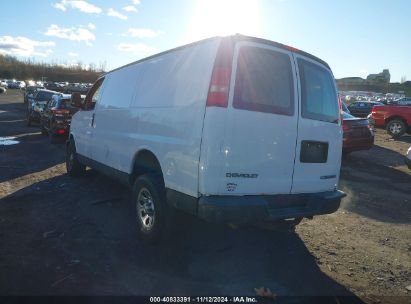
<box><xmin>0</xmin><ymin>0</ymin><xmax>410</xmax><ymax>82</ymax></box>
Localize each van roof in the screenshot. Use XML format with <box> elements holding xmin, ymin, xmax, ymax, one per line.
<box><xmin>233</xmin><ymin>34</ymin><xmax>330</xmax><ymax>69</ymax></box>
<box><xmin>105</xmin><ymin>34</ymin><xmax>330</xmax><ymax>77</ymax></box>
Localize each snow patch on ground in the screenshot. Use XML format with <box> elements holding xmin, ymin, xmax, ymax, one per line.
<box><xmin>0</xmin><ymin>136</ymin><xmax>20</xmax><ymax>145</ymax></box>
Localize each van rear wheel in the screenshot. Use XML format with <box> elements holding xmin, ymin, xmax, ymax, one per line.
<box><xmin>132</xmin><ymin>174</ymin><xmax>170</xmax><ymax>243</ymax></box>
<box><xmin>258</xmin><ymin>218</ymin><xmax>302</xmax><ymax>232</ymax></box>
<box><xmin>66</xmin><ymin>140</ymin><xmax>86</xmax><ymax>176</ymax></box>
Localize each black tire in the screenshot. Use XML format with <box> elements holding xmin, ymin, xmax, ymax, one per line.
<box><xmin>66</xmin><ymin>140</ymin><xmax>86</xmax><ymax>176</ymax></box>
<box><xmin>26</xmin><ymin>114</ymin><xmax>32</xmax><ymax>126</ymax></box>
<box><xmin>49</xmin><ymin>132</ymin><xmax>58</xmax><ymax>144</ymax></box>
<box><xmin>284</xmin><ymin>217</ymin><xmax>303</xmax><ymax>231</ymax></box>
<box><xmin>41</xmin><ymin>123</ymin><xmax>47</xmax><ymax>135</ymax></box>
<box><xmin>132</xmin><ymin>174</ymin><xmax>171</xmax><ymax>243</ymax></box>
<box><xmin>386</xmin><ymin>119</ymin><xmax>406</xmax><ymax>138</ymax></box>
<box><xmin>49</xmin><ymin>131</ymin><xmax>58</xmax><ymax>144</ymax></box>
<box><xmin>258</xmin><ymin>218</ymin><xmax>303</xmax><ymax>232</ymax></box>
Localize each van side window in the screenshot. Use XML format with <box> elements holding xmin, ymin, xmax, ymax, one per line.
<box><xmin>298</xmin><ymin>59</ymin><xmax>339</xmax><ymax>123</ymax></box>
<box><xmin>233</xmin><ymin>46</ymin><xmax>294</xmax><ymax>116</ymax></box>
<box><xmin>84</xmin><ymin>78</ymin><xmax>104</xmax><ymax>110</ymax></box>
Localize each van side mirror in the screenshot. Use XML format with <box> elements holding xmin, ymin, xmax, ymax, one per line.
<box><xmin>71</xmin><ymin>92</ymin><xmax>83</xmax><ymax>108</ymax></box>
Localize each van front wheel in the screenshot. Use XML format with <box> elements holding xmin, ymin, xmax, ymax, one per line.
<box><xmin>66</xmin><ymin>140</ymin><xmax>86</xmax><ymax>176</ymax></box>
<box><xmin>132</xmin><ymin>174</ymin><xmax>168</xmax><ymax>243</ymax></box>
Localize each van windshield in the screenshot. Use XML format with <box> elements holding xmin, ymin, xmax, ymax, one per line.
<box><xmin>298</xmin><ymin>59</ymin><xmax>339</xmax><ymax>123</ymax></box>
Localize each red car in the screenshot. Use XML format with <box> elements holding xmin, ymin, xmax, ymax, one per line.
<box><xmin>371</xmin><ymin>104</ymin><xmax>411</xmax><ymax>137</ymax></box>
<box><xmin>342</xmin><ymin>112</ymin><xmax>374</xmax><ymax>155</ymax></box>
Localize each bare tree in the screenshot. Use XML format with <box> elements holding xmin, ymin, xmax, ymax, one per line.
<box><xmin>0</xmin><ymin>54</ymin><xmax>103</xmax><ymax>83</ymax></box>
<box><xmin>98</xmin><ymin>60</ymin><xmax>107</xmax><ymax>72</ymax></box>
<box><xmin>400</xmin><ymin>75</ymin><xmax>407</xmax><ymax>84</ymax></box>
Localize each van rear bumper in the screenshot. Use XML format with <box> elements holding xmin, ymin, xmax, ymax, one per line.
<box><xmin>197</xmin><ymin>190</ymin><xmax>346</xmax><ymax>223</ymax></box>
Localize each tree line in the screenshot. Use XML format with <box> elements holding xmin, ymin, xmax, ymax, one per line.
<box><xmin>0</xmin><ymin>55</ymin><xmax>105</xmax><ymax>83</ymax></box>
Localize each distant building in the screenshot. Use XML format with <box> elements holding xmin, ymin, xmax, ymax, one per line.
<box><xmin>337</xmin><ymin>77</ymin><xmax>366</xmax><ymax>85</ymax></box>
<box><xmin>366</xmin><ymin>69</ymin><xmax>390</xmax><ymax>83</ymax></box>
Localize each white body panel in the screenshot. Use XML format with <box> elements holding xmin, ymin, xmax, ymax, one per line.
<box><xmin>71</xmin><ymin>39</ymin><xmax>220</xmax><ymax>197</ymax></box>
<box><xmin>71</xmin><ymin>110</ymin><xmax>95</xmax><ymax>158</ymax></box>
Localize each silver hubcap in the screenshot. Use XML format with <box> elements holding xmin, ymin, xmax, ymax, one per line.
<box><xmin>137</xmin><ymin>188</ymin><xmax>155</xmax><ymax>230</ymax></box>
<box><xmin>389</xmin><ymin>122</ymin><xmax>402</xmax><ymax>134</ymax></box>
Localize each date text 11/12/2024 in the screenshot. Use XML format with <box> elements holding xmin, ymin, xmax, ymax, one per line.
<box><xmin>149</xmin><ymin>296</ymin><xmax>258</xmax><ymax>303</ymax></box>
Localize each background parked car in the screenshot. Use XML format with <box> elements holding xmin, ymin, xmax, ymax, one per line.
<box><xmin>40</xmin><ymin>94</ymin><xmax>82</xmax><ymax>143</ymax></box>
<box><xmin>6</xmin><ymin>80</ymin><xmax>25</xmax><ymax>89</ymax></box>
<box><xmin>16</xmin><ymin>81</ymin><xmax>26</xmax><ymax>89</ymax></box>
<box><xmin>63</xmin><ymin>83</ymin><xmax>90</xmax><ymax>94</ymax></box>
<box><xmin>24</xmin><ymin>85</ymin><xmax>45</xmax><ymax>103</ymax></box>
<box><xmin>390</xmin><ymin>97</ymin><xmax>411</xmax><ymax>106</ymax></box>
<box><xmin>26</xmin><ymin>89</ymin><xmax>59</xmax><ymax>126</ymax></box>
<box><xmin>347</xmin><ymin>101</ymin><xmax>384</xmax><ymax>117</ymax></box>
<box><xmin>371</xmin><ymin>103</ymin><xmax>411</xmax><ymax>137</ymax></box>
<box><xmin>44</xmin><ymin>82</ymin><xmax>65</xmax><ymax>92</ymax></box>
<box><xmin>342</xmin><ymin>111</ymin><xmax>374</xmax><ymax>155</ymax></box>
<box><xmin>6</xmin><ymin>80</ymin><xmax>15</xmax><ymax>88</ymax></box>
<box><xmin>0</xmin><ymin>79</ymin><xmax>8</xmax><ymax>87</ymax></box>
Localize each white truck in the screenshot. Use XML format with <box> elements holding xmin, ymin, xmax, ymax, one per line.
<box><xmin>67</xmin><ymin>35</ymin><xmax>346</xmax><ymax>242</ymax></box>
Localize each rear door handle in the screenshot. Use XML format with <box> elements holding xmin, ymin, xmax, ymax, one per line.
<box><xmin>91</xmin><ymin>113</ymin><xmax>95</xmax><ymax>127</ymax></box>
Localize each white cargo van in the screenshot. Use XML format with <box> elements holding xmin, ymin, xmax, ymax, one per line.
<box><xmin>67</xmin><ymin>35</ymin><xmax>345</xmax><ymax>242</ymax></box>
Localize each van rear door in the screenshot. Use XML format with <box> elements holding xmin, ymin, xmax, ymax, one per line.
<box><xmin>221</xmin><ymin>42</ymin><xmax>298</xmax><ymax>195</ymax></box>
<box><xmin>291</xmin><ymin>55</ymin><xmax>342</xmax><ymax>193</ymax></box>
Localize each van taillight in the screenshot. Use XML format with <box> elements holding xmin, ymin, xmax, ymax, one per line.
<box><xmin>338</xmin><ymin>95</ymin><xmax>343</xmax><ymax>124</ymax></box>
<box><xmin>206</xmin><ymin>38</ymin><xmax>233</xmax><ymax>107</ymax></box>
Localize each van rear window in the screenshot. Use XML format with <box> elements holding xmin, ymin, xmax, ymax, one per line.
<box><xmin>233</xmin><ymin>46</ymin><xmax>294</xmax><ymax>116</ymax></box>
<box><xmin>298</xmin><ymin>59</ymin><xmax>338</xmax><ymax>123</ymax></box>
